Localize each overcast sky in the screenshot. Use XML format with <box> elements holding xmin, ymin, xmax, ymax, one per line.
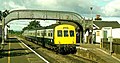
<box><xmin>1</xmin><ymin>0</ymin><xmax>120</xmax><ymax>31</ymax></box>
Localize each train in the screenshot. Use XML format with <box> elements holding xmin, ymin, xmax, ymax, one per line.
<box><xmin>22</xmin><ymin>23</ymin><xmax>77</xmax><ymax>54</ymax></box>
<box><xmin>0</xmin><ymin>24</ymin><xmax>2</xmax><ymax>42</ymax></box>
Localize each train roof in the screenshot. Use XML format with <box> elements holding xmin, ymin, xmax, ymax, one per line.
<box><xmin>45</xmin><ymin>23</ymin><xmax>73</xmax><ymax>29</ymax></box>
<box><xmin>45</xmin><ymin>24</ymin><xmax>60</xmax><ymax>29</ymax></box>
<box><xmin>26</xmin><ymin>23</ymin><xmax>72</xmax><ymax>30</ymax></box>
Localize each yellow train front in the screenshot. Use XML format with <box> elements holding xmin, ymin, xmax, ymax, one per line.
<box><xmin>53</xmin><ymin>24</ymin><xmax>76</xmax><ymax>54</ymax></box>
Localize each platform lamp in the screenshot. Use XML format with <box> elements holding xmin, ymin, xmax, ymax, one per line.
<box><xmin>90</xmin><ymin>7</ymin><xmax>93</xmax><ymax>20</ymax></box>
<box><xmin>90</xmin><ymin>7</ymin><xmax>93</xmax><ymax>44</ymax></box>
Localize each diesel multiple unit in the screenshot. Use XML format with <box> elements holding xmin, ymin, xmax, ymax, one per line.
<box><xmin>22</xmin><ymin>24</ymin><xmax>77</xmax><ymax>54</ymax></box>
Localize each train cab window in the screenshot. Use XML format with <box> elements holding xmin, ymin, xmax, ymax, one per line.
<box><xmin>70</xmin><ymin>30</ymin><xmax>74</xmax><ymax>37</ymax></box>
<box><xmin>57</xmin><ymin>30</ymin><xmax>62</xmax><ymax>37</ymax></box>
<box><xmin>64</xmin><ymin>30</ymin><xmax>68</xmax><ymax>37</ymax></box>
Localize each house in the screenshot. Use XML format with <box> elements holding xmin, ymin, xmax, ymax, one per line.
<box><xmin>93</xmin><ymin>21</ymin><xmax>120</xmax><ymax>43</ymax></box>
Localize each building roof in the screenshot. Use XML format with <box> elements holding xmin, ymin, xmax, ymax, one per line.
<box><xmin>93</xmin><ymin>21</ymin><xmax>120</xmax><ymax>29</ymax></box>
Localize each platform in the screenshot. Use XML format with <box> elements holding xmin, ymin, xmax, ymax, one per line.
<box><xmin>77</xmin><ymin>44</ymin><xmax>120</xmax><ymax>63</ymax></box>
<box><xmin>0</xmin><ymin>38</ymin><xmax>46</xmax><ymax>63</ymax></box>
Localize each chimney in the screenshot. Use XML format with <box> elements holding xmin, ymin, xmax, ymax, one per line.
<box><xmin>95</xmin><ymin>15</ymin><xmax>102</xmax><ymax>21</ymax></box>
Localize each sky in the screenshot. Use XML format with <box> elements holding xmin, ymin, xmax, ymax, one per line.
<box><xmin>0</xmin><ymin>0</ymin><xmax>120</xmax><ymax>31</ymax></box>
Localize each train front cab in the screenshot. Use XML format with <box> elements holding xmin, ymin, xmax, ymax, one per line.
<box><xmin>54</xmin><ymin>24</ymin><xmax>76</xmax><ymax>54</ymax></box>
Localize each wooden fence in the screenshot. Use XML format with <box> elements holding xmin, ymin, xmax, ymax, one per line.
<box><xmin>102</xmin><ymin>38</ymin><xmax>120</xmax><ymax>54</ymax></box>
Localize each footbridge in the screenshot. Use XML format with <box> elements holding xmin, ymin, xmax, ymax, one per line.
<box><xmin>1</xmin><ymin>10</ymin><xmax>93</xmax><ymax>44</ymax></box>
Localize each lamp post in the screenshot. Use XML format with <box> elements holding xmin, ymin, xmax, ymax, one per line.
<box><xmin>90</xmin><ymin>7</ymin><xmax>93</xmax><ymax>44</ymax></box>
<box><xmin>90</xmin><ymin>7</ymin><xmax>93</xmax><ymax>20</ymax></box>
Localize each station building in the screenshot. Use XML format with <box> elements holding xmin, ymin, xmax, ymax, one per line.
<box><xmin>93</xmin><ymin>21</ymin><xmax>120</xmax><ymax>43</ymax></box>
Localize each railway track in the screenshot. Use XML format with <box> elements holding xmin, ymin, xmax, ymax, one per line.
<box><xmin>17</xmin><ymin>37</ymin><xmax>59</xmax><ymax>63</ymax></box>
<box><xmin>72</xmin><ymin>54</ymin><xmax>97</xmax><ymax>63</ymax></box>
<box><xmin>59</xmin><ymin>54</ymin><xmax>97</xmax><ymax>63</ymax></box>
<box><xmin>16</xmin><ymin>36</ymin><xmax>98</xmax><ymax>63</ymax></box>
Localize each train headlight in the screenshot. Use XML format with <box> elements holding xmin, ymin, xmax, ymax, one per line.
<box><xmin>59</xmin><ymin>41</ymin><xmax>60</xmax><ymax>44</ymax></box>
<box><xmin>72</xmin><ymin>41</ymin><xmax>74</xmax><ymax>44</ymax></box>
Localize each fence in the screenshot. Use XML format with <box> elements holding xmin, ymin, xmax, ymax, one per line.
<box><xmin>102</xmin><ymin>38</ymin><xmax>120</xmax><ymax>54</ymax></box>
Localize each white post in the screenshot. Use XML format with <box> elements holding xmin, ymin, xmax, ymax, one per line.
<box><xmin>1</xmin><ymin>17</ymin><xmax>5</xmax><ymax>49</ymax></box>
<box><xmin>110</xmin><ymin>27</ymin><xmax>112</xmax><ymax>55</ymax></box>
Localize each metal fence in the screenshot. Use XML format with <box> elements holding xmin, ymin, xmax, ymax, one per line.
<box><xmin>102</xmin><ymin>38</ymin><xmax>120</xmax><ymax>54</ymax></box>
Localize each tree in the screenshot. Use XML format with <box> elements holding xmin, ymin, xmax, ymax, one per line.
<box><xmin>27</xmin><ymin>20</ymin><xmax>41</xmax><ymax>29</ymax></box>
<box><xmin>22</xmin><ymin>20</ymin><xmax>42</xmax><ymax>33</ymax></box>
<box><xmin>8</xmin><ymin>30</ymin><xmax>15</xmax><ymax>34</ymax></box>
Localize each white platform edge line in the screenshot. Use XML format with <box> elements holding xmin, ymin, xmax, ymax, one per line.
<box><xmin>20</xmin><ymin>40</ymin><xmax>50</xmax><ymax>63</ymax></box>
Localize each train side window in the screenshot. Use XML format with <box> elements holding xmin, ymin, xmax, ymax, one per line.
<box><xmin>39</xmin><ymin>32</ymin><xmax>41</xmax><ymax>36</ymax></box>
<box><xmin>41</xmin><ymin>31</ymin><xmax>44</xmax><ymax>36</ymax></box>
<box><xmin>44</xmin><ymin>33</ymin><xmax>46</xmax><ymax>36</ymax></box>
<box><xmin>51</xmin><ymin>33</ymin><xmax>53</xmax><ymax>37</ymax></box>
<box><xmin>70</xmin><ymin>30</ymin><xmax>74</xmax><ymax>37</ymax></box>
<box><xmin>48</xmin><ymin>33</ymin><xmax>51</xmax><ymax>37</ymax></box>
<box><xmin>57</xmin><ymin>30</ymin><xmax>62</xmax><ymax>37</ymax></box>
<box><xmin>39</xmin><ymin>31</ymin><xmax>41</xmax><ymax>36</ymax></box>
<box><xmin>37</xmin><ymin>33</ymin><xmax>39</xmax><ymax>36</ymax></box>
<box><xmin>64</xmin><ymin>30</ymin><xmax>68</xmax><ymax>37</ymax></box>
